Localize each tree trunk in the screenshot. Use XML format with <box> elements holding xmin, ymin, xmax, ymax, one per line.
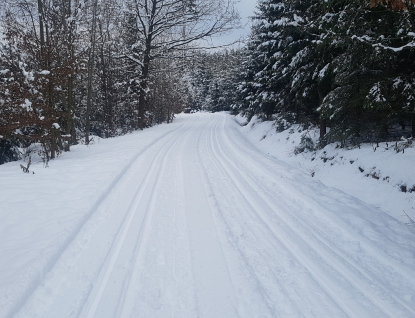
<box><xmin>138</xmin><ymin>40</ymin><xmax>151</xmax><ymax>130</ymax></box>
<box><xmin>37</xmin><ymin>0</ymin><xmax>56</xmax><ymax>159</ymax></box>
<box><xmin>137</xmin><ymin>0</ymin><xmax>158</xmax><ymax>130</ymax></box>
<box><xmin>37</xmin><ymin>0</ymin><xmax>45</xmax><ymax>63</ymax></box>
<box><xmin>320</xmin><ymin>118</ymin><xmax>327</xmax><ymax>140</ymax></box>
<box><xmin>138</xmin><ymin>79</ymin><xmax>147</xmax><ymax>130</ymax></box>
<box><xmin>65</xmin><ymin>0</ymin><xmax>77</xmax><ymax>148</ymax></box>
<box><xmin>318</xmin><ymin>86</ymin><xmax>327</xmax><ymax>140</ymax></box>
<box><xmin>85</xmin><ymin>0</ymin><xmax>98</xmax><ymax>144</ymax></box>
<box><xmin>45</xmin><ymin>20</ymin><xmax>57</xmax><ymax>159</ymax></box>
<box><xmin>68</xmin><ymin>74</ymin><xmax>77</xmax><ymax>145</ymax></box>
<box><xmin>99</xmin><ymin>24</ymin><xmax>113</xmax><ymax>135</ymax></box>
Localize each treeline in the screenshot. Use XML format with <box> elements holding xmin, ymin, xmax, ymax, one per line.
<box><xmin>3</xmin><ymin>0</ymin><xmax>414</xmax><ymax>165</ymax></box>
<box><xmin>186</xmin><ymin>50</ymin><xmax>244</xmax><ymax>112</ymax></box>
<box><xmin>0</xmin><ymin>0</ymin><xmax>238</xmax><ymax>164</ymax></box>
<box><xmin>197</xmin><ymin>0</ymin><xmax>415</xmax><ymax>146</ymax></box>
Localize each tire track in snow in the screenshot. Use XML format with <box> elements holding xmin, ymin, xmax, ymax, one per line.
<box><xmin>210</xmin><ymin>113</ymin><xmax>414</xmax><ymax>317</ymax></box>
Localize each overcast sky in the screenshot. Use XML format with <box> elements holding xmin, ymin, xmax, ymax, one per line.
<box><xmin>211</xmin><ymin>0</ymin><xmax>258</xmax><ymax>48</ymax></box>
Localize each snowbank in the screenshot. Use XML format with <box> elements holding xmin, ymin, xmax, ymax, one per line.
<box><xmin>236</xmin><ymin>115</ymin><xmax>415</xmax><ymax>224</ymax></box>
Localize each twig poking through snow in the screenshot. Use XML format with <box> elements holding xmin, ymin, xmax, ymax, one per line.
<box><xmin>20</xmin><ymin>156</ymin><xmax>34</xmax><ymax>174</ymax></box>
<box><xmin>403</xmin><ymin>210</ymin><xmax>415</xmax><ymax>226</ymax></box>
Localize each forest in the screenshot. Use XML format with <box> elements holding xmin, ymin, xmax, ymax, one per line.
<box><xmin>1</xmin><ymin>0</ymin><xmax>415</xmax><ymax>164</ymax></box>
<box><xmin>0</xmin><ymin>0</ymin><xmax>238</xmax><ymax>164</ymax></box>
<box><xmin>194</xmin><ymin>0</ymin><xmax>415</xmax><ymax>148</ymax></box>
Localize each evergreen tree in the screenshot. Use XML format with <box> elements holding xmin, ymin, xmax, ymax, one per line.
<box><xmin>237</xmin><ymin>0</ymin><xmax>415</xmax><ymax>144</ymax></box>
<box><xmin>317</xmin><ymin>0</ymin><xmax>415</xmax><ymax>144</ymax></box>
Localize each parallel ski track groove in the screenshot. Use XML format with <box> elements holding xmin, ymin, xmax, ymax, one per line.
<box><xmin>228</xmin><ymin>116</ymin><xmax>415</xmax><ymax>286</ymax></box>
<box><xmin>118</xmin><ymin>126</ymin><xmax>185</xmax><ymax>317</ymax></box>
<box><xmin>201</xmin><ymin>115</ymin><xmax>295</xmax><ymax>316</ymax></box>
<box><xmin>81</xmin><ymin>120</ymin><xmax>197</xmax><ymax>318</ymax></box>
<box><xmin>208</xmin><ymin>114</ymin><xmax>400</xmax><ymax>317</ymax></box>
<box><xmin>194</xmin><ymin>116</ymin><xmax>240</xmax><ymax>317</ymax></box>
<box><xmin>182</xmin><ymin>115</ymin><xmax>239</xmax><ymax>318</ymax></box>
<box><xmin>8</xmin><ymin>125</ymin><xmax>186</xmax><ymax>318</ymax></box>
<box><xmin>208</xmin><ymin>115</ymin><xmax>340</xmax><ymax>316</ymax></box>
<box><xmin>208</xmin><ymin>116</ymin><xmax>351</xmax><ymax>315</ymax></box>
<box><xmin>176</xmin><ymin>121</ymin><xmax>201</xmax><ymax>317</ymax></box>
<box><xmin>218</xmin><ymin>114</ymin><xmax>415</xmax><ymax>317</ymax></box>
<box><xmin>185</xmin><ymin>116</ymin><xmax>212</xmax><ymax>318</ymax></box>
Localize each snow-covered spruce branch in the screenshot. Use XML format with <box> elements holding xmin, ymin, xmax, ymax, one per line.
<box><xmin>352</xmin><ymin>34</ymin><xmax>415</xmax><ymax>52</ymax></box>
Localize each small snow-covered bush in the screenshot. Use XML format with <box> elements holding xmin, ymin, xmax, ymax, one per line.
<box><xmin>294</xmin><ymin>134</ymin><xmax>316</xmax><ymax>154</ymax></box>
<box><xmin>394</xmin><ymin>137</ymin><xmax>413</xmax><ymax>153</ymax></box>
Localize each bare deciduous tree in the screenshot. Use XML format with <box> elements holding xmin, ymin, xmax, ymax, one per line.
<box><xmin>123</xmin><ymin>0</ymin><xmax>239</xmax><ymax>129</ymax></box>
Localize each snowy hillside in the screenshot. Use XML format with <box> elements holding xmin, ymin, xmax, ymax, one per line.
<box><xmin>236</xmin><ymin>114</ymin><xmax>415</xmax><ymax>225</ymax></box>
<box><xmin>0</xmin><ymin>112</ymin><xmax>414</xmax><ymax>318</ymax></box>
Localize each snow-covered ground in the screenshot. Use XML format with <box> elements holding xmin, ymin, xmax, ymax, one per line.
<box><xmin>1</xmin><ymin>112</ymin><xmax>414</xmax><ymax>317</ymax></box>
<box><xmin>236</xmin><ymin>114</ymin><xmax>415</xmax><ymax>224</ymax></box>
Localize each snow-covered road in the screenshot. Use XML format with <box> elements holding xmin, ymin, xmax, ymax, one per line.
<box><xmin>2</xmin><ymin>113</ymin><xmax>415</xmax><ymax>317</ymax></box>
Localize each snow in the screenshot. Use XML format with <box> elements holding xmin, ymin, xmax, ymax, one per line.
<box><xmin>393</xmin><ymin>77</ymin><xmax>403</xmax><ymax>88</ymax></box>
<box><xmin>236</xmin><ymin>114</ymin><xmax>415</xmax><ymax>223</ymax></box>
<box><xmin>18</xmin><ymin>63</ymin><xmax>34</xmax><ymax>82</ymax></box>
<box><xmin>270</xmin><ymin>3</ymin><xmax>284</xmax><ymax>10</ymax></box>
<box><xmin>322</xmin><ymin>12</ymin><xmax>334</xmax><ymax>22</ymax></box>
<box><xmin>21</xmin><ymin>99</ymin><xmax>32</xmax><ymax>111</ymax></box>
<box><xmin>273</xmin><ymin>17</ymin><xmax>290</xmax><ymax>26</ymax></box>
<box><xmin>1</xmin><ymin>112</ymin><xmax>415</xmax><ymax>317</ymax></box>
<box><xmin>318</xmin><ymin>63</ymin><xmax>330</xmax><ymax>78</ymax></box>
<box><xmin>352</xmin><ymin>34</ymin><xmax>415</xmax><ymax>52</ymax></box>
<box><xmin>293</xmin><ymin>14</ymin><xmax>304</xmax><ymax>23</ymax></box>
<box><xmin>367</xmin><ymin>82</ymin><xmax>387</xmax><ymax>103</ymax></box>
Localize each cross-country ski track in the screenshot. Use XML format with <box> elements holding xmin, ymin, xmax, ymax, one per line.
<box><xmin>2</xmin><ymin>112</ymin><xmax>415</xmax><ymax>318</ymax></box>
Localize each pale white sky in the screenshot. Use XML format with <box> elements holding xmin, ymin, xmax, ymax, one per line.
<box><xmin>211</xmin><ymin>0</ymin><xmax>258</xmax><ymax>48</ymax></box>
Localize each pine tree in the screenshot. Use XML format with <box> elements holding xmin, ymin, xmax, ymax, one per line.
<box><xmin>317</xmin><ymin>0</ymin><xmax>415</xmax><ymax>143</ymax></box>
<box><xmin>239</xmin><ymin>0</ymin><xmax>415</xmax><ymax>144</ymax></box>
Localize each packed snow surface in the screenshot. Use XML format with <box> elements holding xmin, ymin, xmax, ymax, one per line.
<box><xmin>1</xmin><ymin>112</ymin><xmax>414</xmax><ymax>317</ymax></box>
